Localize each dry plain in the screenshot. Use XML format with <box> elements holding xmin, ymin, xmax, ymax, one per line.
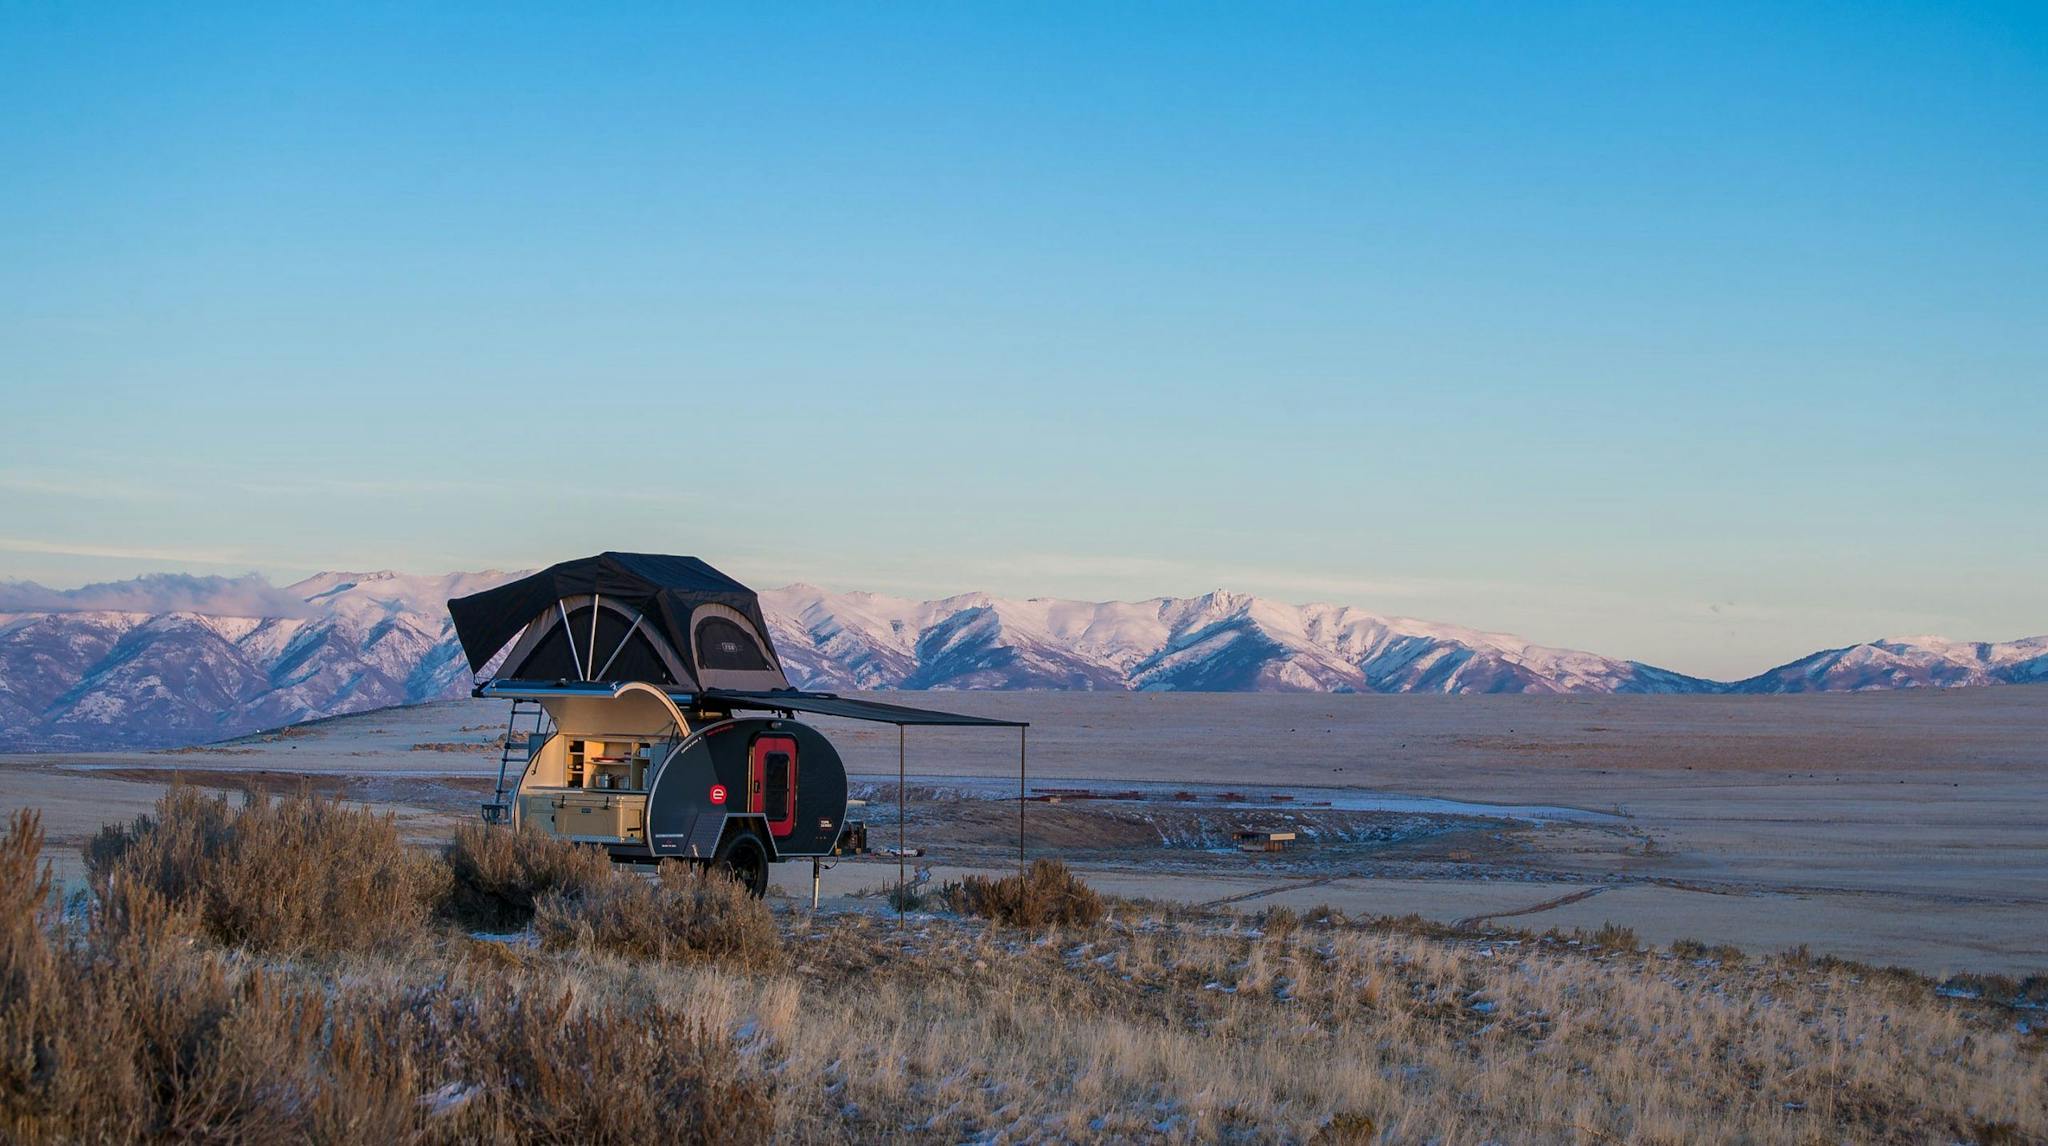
<box><xmin>3</xmin><ymin>687</ymin><xmax>2043</xmax><ymax>976</ymax></box>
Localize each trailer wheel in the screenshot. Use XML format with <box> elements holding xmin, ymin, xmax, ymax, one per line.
<box><xmin>713</xmin><ymin>830</ymin><xmax>770</xmax><ymax>899</ymax></box>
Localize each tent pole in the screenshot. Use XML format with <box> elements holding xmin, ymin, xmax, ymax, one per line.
<box><xmin>1018</xmin><ymin>725</ymin><xmax>1027</xmax><ymax>875</ymax></box>
<box><xmin>592</xmin><ymin>612</ymin><xmax>644</xmax><ymax>680</ymax></box>
<box><xmin>558</xmin><ymin>602</ymin><xmax>581</xmax><ymax>680</ymax></box>
<box><xmin>897</xmin><ymin>723</ymin><xmax>906</xmax><ymax>930</ymax></box>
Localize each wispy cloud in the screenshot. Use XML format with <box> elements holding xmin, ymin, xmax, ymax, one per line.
<box><xmin>0</xmin><ymin>536</ymin><xmax>392</xmax><ymax>576</ymax></box>
<box><xmin>739</xmin><ymin>549</ymin><xmax>1478</xmax><ymax>611</ymax></box>
<box><xmin>0</xmin><ymin>474</ymin><xmax>173</xmax><ymax>502</ymax></box>
<box><xmin>0</xmin><ymin>572</ymin><xmax>312</xmax><ymax>617</ymax></box>
<box><xmin>227</xmin><ymin>474</ymin><xmax>701</xmax><ymax>504</ymax></box>
<box><xmin>0</xmin><ymin>537</ymin><xmax>253</xmax><ymax>566</ymax></box>
<box><xmin>935</xmin><ymin>551</ymin><xmax>1504</xmax><ymax>604</ymax></box>
<box><xmin>229</xmin><ymin>476</ymin><xmax>504</xmax><ymax>498</ymax></box>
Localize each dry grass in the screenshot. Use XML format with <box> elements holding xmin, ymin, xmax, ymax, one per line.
<box><xmin>11</xmin><ymin>793</ymin><xmax>2047</xmax><ymax>1143</ymax></box>
<box><xmin>536</xmin><ymin>861</ymin><xmax>781</xmax><ymax>967</ymax></box>
<box><xmin>443</xmin><ymin>820</ymin><xmax>616</xmax><ymax>929</ymax></box>
<box><xmin>749</xmin><ymin>906</ymin><xmax>2046</xmax><ymax>1142</ymax></box>
<box><xmin>4</xmin><ymin>806</ymin><xmax>772</xmax><ymax>1143</ymax></box>
<box><xmin>83</xmin><ymin>784</ymin><xmax>449</xmax><ymax>954</ymax></box>
<box><xmin>941</xmin><ymin>858</ymin><xmax>1106</xmax><ymax>929</ymax></box>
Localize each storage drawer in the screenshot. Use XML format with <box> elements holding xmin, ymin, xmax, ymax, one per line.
<box><xmin>520</xmin><ymin>791</ymin><xmax>646</xmax><ymax>841</ymax></box>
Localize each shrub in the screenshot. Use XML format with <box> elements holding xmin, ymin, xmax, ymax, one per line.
<box><xmin>887</xmin><ymin>881</ymin><xmax>932</xmax><ymax>912</ymax></box>
<box><xmin>536</xmin><ymin>862</ymin><xmax>781</xmax><ymax>966</ymax></box>
<box><xmin>442</xmin><ymin>821</ymin><xmax>617</xmax><ymax>929</ymax></box>
<box><xmin>1590</xmin><ymin>922</ymin><xmax>1641</xmax><ymax>952</ymax></box>
<box><xmin>1315</xmin><ymin>1111</ymin><xmax>1378</xmax><ymax>1144</ymax></box>
<box><xmin>10</xmin><ymin>807</ymin><xmax>388</xmax><ymax>1140</ymax></box>
<box><xmin>6</xmin><ymin>809</ymin><xmax>772</xmax><ymax>1143</ymax></box>
<box><xmin>1263</xmin><ymin>905</ymin><xmax>1301</xmax><ymax>939</ymax></box>
<box><xmin>82</xmin><ymin>785</ymin><xmax>448</xmax><ymax>955</ymax></box>
<box><xmin>0</xmin><ymin>810</ymin><xmax>53</xmax><ymax>958</ymax></box>
<box><xmin>0</xmin><ymin>810</ymin><xmax>82</xmax><ymax>1138</ymax></box>
<box><xmin>396</xmin><ymin>981</ymin><xmax>773</xmax><ymax>1144</ymax></box>
<box><xmin>941</xmin><ymin>859</ymin><xmax>1104</xmax><ymax>929</ymax></box>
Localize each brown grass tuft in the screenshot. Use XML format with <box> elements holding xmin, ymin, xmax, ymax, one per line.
<box><xmin>397</xmin><ymin>981</ymin><xmax>773</xmax><ymax>1143</ymax></box>
<box><xmin>536</xmin><ymin>861</ymin><xmax>781</xmax><ymax>966</ymax></box>
<box><xmin>442</xmin><ymin>821</ymin><xmax>616</xmax><ymax>929</ymax></box>
<box><xmin>1590</xmin><ymin>921</ymin><xmax>1641</xmax><ymax>952</ymax></box>
<box><xmin>1315</xmin><ymin>1111</ymin><xmax>1379</xmax><ymax>1143</ymax></box>
<box><xmin>1263</xmin><ymin>904</ymin><xmax>1301</xmax><ymax>938</ymax></box>
<box><xmin>941</xmin><ymin>858</ymin><xmax>1105</xmax><ymax>929</ymax></box>
<box><xmin>83</xmin><ymin>785</ymin><xmax>448</xmax><ymax>955</ymax></box>
<box><xmin>8</xmin><ymin>805</ymin><xmax>772</xmax><ymax>1143</ymax></box>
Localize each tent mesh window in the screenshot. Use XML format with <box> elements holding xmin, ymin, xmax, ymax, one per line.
<box><xmin>695</xmin><ymin>616</ymin><xmax>772</xmax><ymax>671</ymax></box>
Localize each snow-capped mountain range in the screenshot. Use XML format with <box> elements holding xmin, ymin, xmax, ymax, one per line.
<box><xmin>0</xmin><ymin>572</ymin><xmax>510</xmax><ymax>751</ymax></box>
<box><xmin>757</xmin><ymin>585</ymin><xmax>1715</xmax><ymax>696</ymax></box>
<box><xmin>0</xmin><ymin>570</ymin><xmax>2041</xmax><ymax>750</ymax></box>
<box><xmin>1729</xmin><ymin>634</ymin><xmax>2048</xmax><ymax>693</ymax></box>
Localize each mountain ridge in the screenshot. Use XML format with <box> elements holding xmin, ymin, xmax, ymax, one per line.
<box><xmin>1</xmin><ymin>570</ymin><xmax>2042</xmax><ymax>750</ymax></box>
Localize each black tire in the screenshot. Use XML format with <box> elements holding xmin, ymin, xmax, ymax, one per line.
<box><xmin>712</xmin><ymin>830</ymin><xmax>770</xmax><ymax>899</ymax></box>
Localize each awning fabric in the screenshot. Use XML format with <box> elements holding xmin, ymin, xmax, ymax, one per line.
<box><xmin>700</xmin><ymin>689</ymin><xmax>1029</xmax><ymax>728</ymax></box>
<box><xmin>472</xmin><ymin>680</ymin><xmax>1026</xmax><ymax>728</ymax></box>
<box><xmin>447</xmin><ymin>552</ymin><xmax>779</xmax><ymax>680</ymax></box>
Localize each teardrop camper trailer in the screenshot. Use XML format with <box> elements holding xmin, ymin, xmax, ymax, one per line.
<box><xmin>447</xmin><ymin>553</ymin><xmax>1026</xmax><ymax>897</ymax></box>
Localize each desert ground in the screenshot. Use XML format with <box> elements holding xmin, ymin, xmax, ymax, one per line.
<box><xmin>4</xmin><ymin>687</ymin><xmax>2042</xmax><ymax>977</ymax></box>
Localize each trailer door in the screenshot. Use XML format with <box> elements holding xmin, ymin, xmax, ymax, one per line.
<box><xmin>750</xmin><ymin>734</ymin><xmax>798</xmax><ymax>838</ymax></box>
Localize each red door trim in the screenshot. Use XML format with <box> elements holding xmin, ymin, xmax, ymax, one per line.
<box><xmin>749</xmin><ymin>734</ymin><xmax>797</xmax><ymax>838</ymax></box>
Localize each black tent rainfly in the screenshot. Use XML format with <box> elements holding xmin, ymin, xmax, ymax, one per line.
<box><xmin>447</xmin><ymin>552</ymin><xmax>1028</xmax><ymax>920</ymax></box>
<box><xmin>447</xmin><ymin>551</ymin><xmax>789</xmax><ymax>692</ymax></box>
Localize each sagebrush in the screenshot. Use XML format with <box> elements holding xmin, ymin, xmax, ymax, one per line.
<box><xmin>443</xmin><ymin>820</ymin><xmax>616</xmax><ymax>929</ymax></box>
<box><xmin>942</xmin><ymin>858</ymin><xmax>1105</xmax><ymax>928</ymax></box>
<box><xmin>536</xmin><ymin>859</ymin><xmax>781</xmax><ymax>966</ymax></box>
<box><xmin>83</xmin><ymin>785</ymin><xmax>448</xmax><ymax>954</ymax></box>
<box><xmin>8</xmin><ymin>791</ymin><xmax>2044</xmax><ymax>1143</ymax></box>
<box><xmin>6</xmin><ymin>808</ymin><xmax>770</xmax><ymax>1143</ymax></box>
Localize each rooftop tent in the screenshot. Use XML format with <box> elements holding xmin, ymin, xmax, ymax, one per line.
<box><xmin>448</xmin><ymin>552</ymin><xmax>788</xmax><ymax>692</ymax></box>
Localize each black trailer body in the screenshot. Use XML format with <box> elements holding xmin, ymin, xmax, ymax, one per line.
<box><xmin>641</xmin><ymin>716</ymin><xmax>850</xmax><ymax>861</ymax></box>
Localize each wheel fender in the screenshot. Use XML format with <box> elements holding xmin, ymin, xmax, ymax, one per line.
<box><xmin>718</xmin><ymin>814</ymin><xmax>779</xmax><ymax>862</ymax></box>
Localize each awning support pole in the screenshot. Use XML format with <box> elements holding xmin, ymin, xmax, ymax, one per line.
<box><xmin>897</xmin><ymin>723</ymin><xmax>906</xmax><ymax>930</ymax></box>
<box><xmin>1018</xmin><ymin>725</ymin><xmax>1027</xmax><ymax>875</ymax></box>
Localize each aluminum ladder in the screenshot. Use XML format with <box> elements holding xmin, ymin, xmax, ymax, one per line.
<box><xmin>481</xmin><ymin>699</ymin><xmax>551</xmax><ymax>824</ymax></box>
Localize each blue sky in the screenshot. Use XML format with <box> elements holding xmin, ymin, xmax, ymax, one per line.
<box><xmin>2</xmin><ymin>2</ymin><xmax>2043</xmax><ymax>678</ymax></box>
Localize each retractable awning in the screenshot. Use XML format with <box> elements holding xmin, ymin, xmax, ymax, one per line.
<box><xmin>475</xmin><ymin>680</ymin><xmax>1026</xmax><ymax>729</ymax></box>
<box><xmin>700</xmin><ymin>689</ymin><xmax>1028</xmax><ymax>728</ymax></box>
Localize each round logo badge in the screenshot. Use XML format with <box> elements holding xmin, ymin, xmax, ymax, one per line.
<box><xmin>709</xmin><ymin>784</ymin><xmax>728</xmax><ymax>805</ymax></box>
